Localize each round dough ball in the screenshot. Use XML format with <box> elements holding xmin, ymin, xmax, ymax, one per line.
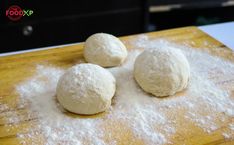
<box><xmin>56</xmin><ymin>63</ymin><xmax>116</xmax><ymax>115</ymax></box>
<box><xmin>134</xmin><ymin>47</ymin><xmax>190</xmax><ymax>97</ymax></box>
<box><xmin>84</xmin><ymin>33</ymin><xmax>127</xmax><ymax>67</ymax></box>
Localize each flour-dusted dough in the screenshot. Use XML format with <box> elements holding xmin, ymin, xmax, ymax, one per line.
<box><xmin>56</xmin><ymin>63</ymin><xmax>116</xmax><ymax>115</ymax></box>
<box><xmin>134</xmin><ymin>47</ymin><xmax>190</xmax><ymax>97</ymax></box>
<box><xmin>84</xmin><ymin>33</ymin><xmax>128</xmax><ymax>67</ymax></box>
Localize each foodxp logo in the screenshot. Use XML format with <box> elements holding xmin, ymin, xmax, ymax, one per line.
<box><xmin>6</xmin><ymin>5</ymin><xmax>33</xmax><ymax>21</ymax></box>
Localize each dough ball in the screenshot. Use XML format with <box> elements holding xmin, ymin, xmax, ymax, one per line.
<box><xmin>84</xmin><ymin>33</ymin><xmax>128</xmax><ymax>67</ymax></box>
<box><xmin>56</xmin><ymin>63</ymin><xmax>116</xmax><ymax>115</ymax></box>
<box><xmin>134</xmin><ymin>47</ymin><xmax>190</xmax><ymax>97</ymax></box>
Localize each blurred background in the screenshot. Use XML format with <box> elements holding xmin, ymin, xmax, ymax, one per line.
<box><xmin>1</xmin><ymin>0</ymin><xmax>234</xmax><ymax>53</ymax></box>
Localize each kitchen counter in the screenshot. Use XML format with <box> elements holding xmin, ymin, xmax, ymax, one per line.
<box><xmin>199</xmin><ymin>21</ymin><xmax>234</xmax><ymax>50</ymax></box>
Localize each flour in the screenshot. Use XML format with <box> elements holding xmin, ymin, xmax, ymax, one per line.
<box><xmin>0</xmin><ymin>104</ymin><xmax>8</xmax><ymax>112</ymax></box>
<box><xmin>1</xmin><ymin>36</ymin><xmax>234</xmax><ymax>144</ymax></box>
<box><xmin>132</xmin><ymin>36</ymin><xmax>234</xmax><ymax>135</ymax></box>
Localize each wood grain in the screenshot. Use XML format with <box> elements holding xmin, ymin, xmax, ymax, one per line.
<box><xmin>0</xmin><ymin>26</ymin><xmax>233</xmax><ymax>145</ymax></box>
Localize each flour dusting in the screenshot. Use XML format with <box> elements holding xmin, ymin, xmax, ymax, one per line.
<box><xmin>1</xmin><ymin>36</ymin><xmax>234</xmax><ymax>144</ymax></box>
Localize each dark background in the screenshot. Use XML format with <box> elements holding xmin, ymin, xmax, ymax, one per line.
<box><xmin>0</xmin><ymin>0</ymin><xmax>234</xmax><ymax>53</ymax></box>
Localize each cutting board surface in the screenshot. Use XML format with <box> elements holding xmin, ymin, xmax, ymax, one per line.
<box><xmin>0</xmin><ymin>27</ymin><xmax>234</xmax><ymax>145</ymax></box>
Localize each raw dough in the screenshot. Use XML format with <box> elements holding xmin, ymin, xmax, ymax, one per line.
<box><xmin>134</xmin><ymin>47</ymin><xmax>190</xmax><ymax>97</ymax></box>
<box><xmin>56</xmin><ymin>63</ymin><xmax>116</xmax><ymax>115</ymax></box>
<box><xmin>84</xmin><ymin>33</ymin><xmax>127</xmax><ymax>67</ymax></box>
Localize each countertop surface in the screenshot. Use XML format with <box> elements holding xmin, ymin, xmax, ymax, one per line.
<box><xmin>199</xmin><ymin>21</ymin><xmax>234</xmax><ymax>51</ymax></box>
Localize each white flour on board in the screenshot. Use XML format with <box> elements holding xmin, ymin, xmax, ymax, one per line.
<box><xmin>1</xmin><ymin>36</ymin><xmax>234</xmax><ymax>144</ymax></box>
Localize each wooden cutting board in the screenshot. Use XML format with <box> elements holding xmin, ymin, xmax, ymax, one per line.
<box><xmin>0</xmin><ymin>26</ymin><xmax>233</xmax><ymax>145</ymax></box>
